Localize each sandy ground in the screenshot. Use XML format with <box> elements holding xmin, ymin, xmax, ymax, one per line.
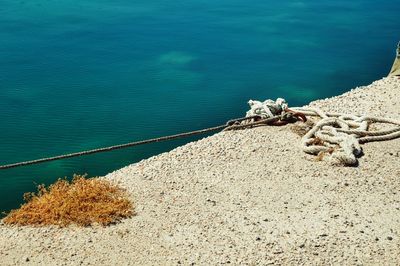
<box><xmin>1</xmin><ymin>77</ymin><xmax>399</xmax><ymax>265</ymax></box>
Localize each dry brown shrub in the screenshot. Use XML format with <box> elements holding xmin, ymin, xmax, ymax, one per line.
<box><xmin>3</xmin><ymin>175</ymin><xmax>134</xmax><ymax>227</ymax></box>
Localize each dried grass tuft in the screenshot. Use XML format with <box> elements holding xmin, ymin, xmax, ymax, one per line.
<box><xmin>3</xmin><ymin>175</ymin><xmax>134</xmax><ymax>227</ymax></box>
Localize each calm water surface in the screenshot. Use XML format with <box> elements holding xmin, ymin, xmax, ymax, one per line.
<box><xmin>0</xmin><ymin>0</ymin><xmax>398</xmax><ymax>213</ymax></box>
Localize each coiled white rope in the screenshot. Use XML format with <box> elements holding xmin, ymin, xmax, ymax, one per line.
<box><xmin>246</xmin><ymin>98</ymin><xmax>288</xmax><ymax>118</ymax></box>
<box><xmin>291</xmin><ymin>107</ymin><xmax>400</xmax><ymax>166</ymax></box>
<box><xmin>245</xmin><ymin>98</ymin><xmax>400</xmax><ymax>166</ymax></box>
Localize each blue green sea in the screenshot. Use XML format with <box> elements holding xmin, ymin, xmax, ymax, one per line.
<box><xmin>0</xmin><ymin>0</ymin><xmax>398</xmax><ymax>213</ymax></box>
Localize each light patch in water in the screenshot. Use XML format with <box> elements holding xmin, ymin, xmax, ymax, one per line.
<box><xmin>157</xmin><ymin>51</ymin><xmax>197</xmax><ymax>67</ymax></box>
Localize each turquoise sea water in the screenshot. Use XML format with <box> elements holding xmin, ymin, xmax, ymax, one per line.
<box><xmin>0</xmin><ymin>0</ymin><xmax>398</xmax><ymax>213</ymax></box>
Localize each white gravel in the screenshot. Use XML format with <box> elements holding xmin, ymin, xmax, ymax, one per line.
<box><xmin>1</xmin><ymin>77</ymin><xmax>400</xmax><ymax>265</ymax></box>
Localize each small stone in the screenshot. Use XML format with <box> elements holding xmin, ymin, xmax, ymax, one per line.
<box><xmin>387</xmin><ymin>236</ymin><xmax>393</xmax><ymax>240</ymax></box>
<box><xmin>25</xmin><ymin>258</ymin><xmax>30</xmax><ymax>262</ymax></box>
<box><xmin>273</xmin><ymin>249</ymin><xmax>283</xmax><ymax>254</ymax></box>
<box><xmin>256</xmin><ymin>237</ymin><xmax>261</xmax><ymax>241</ymax></box>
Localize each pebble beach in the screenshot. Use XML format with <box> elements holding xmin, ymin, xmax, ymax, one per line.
<box><xmin>1</xmin><ymin>77</ymin><xmax>399</xmax><ymax>265</ymax></box>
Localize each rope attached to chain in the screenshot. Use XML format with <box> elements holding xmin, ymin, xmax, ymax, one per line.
<box><xmin>242</xmin><ymin>98</ymin><xmax>400</xmax><ymax>166</ymax></box>
<box><xmin>0</xmin><ymin>114</ymin><xmax>299</xmax><ymax>170</ymax></box>
<box><xmin>3</xmin><ymin>97</ymin><xmax>397</xmax><ymax>169</ymax></box>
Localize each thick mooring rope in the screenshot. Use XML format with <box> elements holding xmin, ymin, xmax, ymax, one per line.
<box><xmin>2</xmin><ymin>98</ymin><xmax>398</xmax><ymax>170</ymax></box>
<box><xmin>291</xmin><ymin>107</ymin><xmax>400</xmax><ymax>165</ymax></box>
<box><xmin>244</xmin><ymin>98</ymin><xmax>400</xmax><ymax>166</ymax></box>
<box><xmin>0</xmin><ymin>115</ymin><xmax>288</xmax><ymax>170</ymax></box>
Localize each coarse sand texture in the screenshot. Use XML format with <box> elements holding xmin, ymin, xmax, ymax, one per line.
<box><xmin>1</xmin><ymin>77</ymin><xmax>399</xmax><ymax>265</ymax></box>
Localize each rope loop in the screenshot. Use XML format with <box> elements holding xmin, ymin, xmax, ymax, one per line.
<box><xmin>291</xmin><ymin>107</ymin><xmax>400</xmax><ymax>166</ymax></box>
